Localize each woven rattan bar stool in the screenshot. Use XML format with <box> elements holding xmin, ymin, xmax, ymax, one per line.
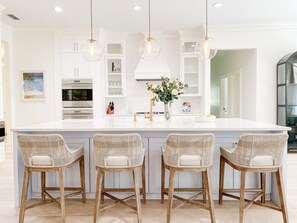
<box><xmin>161</xmin><ymin>134</ymin><xmax>216</xmax><ymax>223</ymax></box>
<box><xmin>17</xmin><ymin>134</ymin><xmax>86</xmax><ymax>223</ymax></box>
<box><xmin>218</xmin><ymin>133</ymin><xmax>289</xmax><ymax>223</ymax></box>
<box><xmin>93</xmin><ymin>134</ymin><xmax>146</xmax><ymax>223</ymax></box>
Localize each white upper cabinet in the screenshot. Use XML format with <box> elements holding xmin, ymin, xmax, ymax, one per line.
<box><xmin>58</xmin><ymin>34</ymin><xmax>94</xmax><ymax>78</ymax></box>
<box><xmin>60</xmin><ymin>35</ymin><xmax>87</xmax><ymax>53</ymax></box>
<box><xmin>180</xmin><ymin>40</ymin><xmax>201</xmax><ymax>97</ymax></box>
<box><xmin>105</xmin><ymin>41</ymin><xmax>126</xmax><ymax>97</ymax></box>
<box><xmin>61</xmin><ymin>54</ymin><xmax>91</xmax><ymax>78</ymax></box>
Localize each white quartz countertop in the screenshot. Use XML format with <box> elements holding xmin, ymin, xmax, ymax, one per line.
<box><xmin>12</xmin><ymin>117</ymin><xmax>290</xmax><ymax>132</ymax></box>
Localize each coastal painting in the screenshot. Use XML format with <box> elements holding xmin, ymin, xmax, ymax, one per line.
<box><xmin>22</xmin><ymin>71</ymin><xmax>45</xmax><ymax>100</ymax></box>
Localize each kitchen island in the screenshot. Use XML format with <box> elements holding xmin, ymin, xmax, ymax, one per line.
<box><xmin>12</xmin><ymin>117</ymin><xmax>290</xmax><ymax>207</ymax></box>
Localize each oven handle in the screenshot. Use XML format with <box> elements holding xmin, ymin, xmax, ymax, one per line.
<box><xmin>62</xmin><ymin>86</ymin><xmax>92</xmax><ymax>90</ymax></box>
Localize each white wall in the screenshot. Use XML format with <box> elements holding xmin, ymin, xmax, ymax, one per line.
<box><xmin>211</xmin><ymin>25</ymin><xmax>297</xmax><ymax>123</ymax></box>
<box><xmin>11</xmin><ymin>29</ymin><xmax>56</xmax><ymax>126</ymax></box>
<box><xmin>211</xmin><ymin>49</ymin><xmax>257</xmax><ymax>120</ymax></box>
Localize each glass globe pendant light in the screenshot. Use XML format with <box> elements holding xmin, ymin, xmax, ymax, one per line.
<box><xmin>81</xmin><ymin>0</ymin><xmax>103</xmax><ymax>61</ymax></box>
<box><xmin>138</xmin><ymin>0</ymin><xmax>161</xmax><ymax>60</ymax></box>
<box><xmin>196</xmin><ymin>0</ymin><xmax>217</xmax><ymax>59</ymax></box>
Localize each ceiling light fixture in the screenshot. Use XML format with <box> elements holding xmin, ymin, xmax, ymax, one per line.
<box><xmin>81</xmin><ymin>0</ymin><xmax>103</xmax><ymax>61</ymax></box>
<box><xmin>212</xmin><ymin>2</ymin><xmax>223</xmax><ymax>8</ymax></box>
<box><xmin>138</xmin><ymin>0</ymin><xmax>161</xmax><ymax>60</ymax></box>
<box><xmin>133</xmin><ymin>5</ymin><xmax>142</xmax><ymax>11</ymax></box>
<box><xmin>196</xmin><ymin>0</ymin><xmax>217</xmax><ymax>60</ymax></box>
<box><xmin>54</xmin><ymin>6</ymin><xmax>63</xmax><ymax>13</ymax></box>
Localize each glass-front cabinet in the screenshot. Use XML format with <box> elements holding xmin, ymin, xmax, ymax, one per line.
<box><xmin>105</xmin><ymin>42</ymin><xmax>126</xmax><ymax>97</ymax></box>
<box><xmin>277</xmin><ymin>52</ymin><xmax>297</xmax><ymax>152</ymax></box>
<box><xmin>180</xmin><ymin>41</ymin><xmax>201</xmax><ymax>96</ymax></box>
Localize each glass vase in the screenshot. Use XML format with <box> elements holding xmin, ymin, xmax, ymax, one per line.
<box><xmin>164</xmin><ymin>102</ymin><xmax>172</xmax><ymax>120</ymax></box>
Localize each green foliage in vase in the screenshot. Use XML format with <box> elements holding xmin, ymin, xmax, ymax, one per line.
<box><xmin>146</xmin><ymin>76</ymin><xmax>188</xmax><ymax>104</ymax></box>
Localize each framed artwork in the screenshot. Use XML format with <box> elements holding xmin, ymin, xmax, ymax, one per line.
<box><xmin>22</xmin><ymin>71</ymin><xmax>45</xmax><ymax>100</ymax></box>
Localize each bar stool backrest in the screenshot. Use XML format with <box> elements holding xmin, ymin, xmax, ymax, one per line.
<box><xmin>93</xmin><ymin>134</ymin><xmax>144</xmax><ymax>168</ymax></box>
<box><xmin>234</xmin><ymin>134</ymin><xmax>288</xmax><ymax>167</ymax></box>
<box><xmin>17</xmin><ymin>134</ymin><xmax>74</xmax><ymax>167</ymax></box>
<box><xmin>163</xmin><ymin>134</ymin><xmax>215</xmax><ymax>167</ymax></box>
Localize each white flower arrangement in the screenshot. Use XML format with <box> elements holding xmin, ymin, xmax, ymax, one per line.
<box><xmin>146</xmin><ymin>76</ymin><xmax>188</xmax><ymax>104</ymax></box>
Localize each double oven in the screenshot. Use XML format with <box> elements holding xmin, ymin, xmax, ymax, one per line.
<box><xmin>62</xmin><ymin>79</ymin><xmax>93</xmax><ymax>119</ymax></box>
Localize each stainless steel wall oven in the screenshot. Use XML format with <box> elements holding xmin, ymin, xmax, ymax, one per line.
<box><xmin>62</xmin><ymin>79</ymin><xmax>93</xmax><ymax>119</ymax></box>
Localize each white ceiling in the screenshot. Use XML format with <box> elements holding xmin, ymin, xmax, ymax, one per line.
<box><xmin>0</xmin><ymin>0</ymin><xmax>297</xmax><ymax>33</ymax></box>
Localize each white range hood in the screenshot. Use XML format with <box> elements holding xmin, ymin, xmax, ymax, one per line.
<box><xmin>134</xmin><ymin>53</ymin><xmax>171</xmax><ymax>81</ymax></box>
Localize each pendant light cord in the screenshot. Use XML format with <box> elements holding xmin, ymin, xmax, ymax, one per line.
<box><xmin>205</xmin><ymin>0</ymin><xmax>208</xmax><ymax>39</ymax></box>
<box><xmin>148</xmin><ymin>0</ymin><xmax>151</xmax><ymax>39</ymax></box>
<box><xmin>90</xmin><ymin>0</ymin><xmax>94</xmax><ymax>40</ymax></box>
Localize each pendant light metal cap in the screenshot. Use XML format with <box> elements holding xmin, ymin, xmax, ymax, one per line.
<box><xmin>81</xmin><ymin>39</ymin><xmax>104</xmax><ymax>61</ymax></box>
<box><xmin>195</xmin><ymin>37</ymin><xmax>217</xmax><ymax>60</ymax></box>
<box><xmin>138</xmin><ymin>37</ymin><xmax>161</xmax><ymax>60</ymax></box>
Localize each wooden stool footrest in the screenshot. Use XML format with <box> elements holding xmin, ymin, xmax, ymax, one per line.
<box><xmin>222</xmin><ymin>192</ymin><xmax>282</xmax><ymax>212</ymax></box>
<box><xmin>171</xmin><ymin>193</ymin><xmax>209</xmax><ymax>211</ymax></box>
<box><xmin>25</xmin><ymin>200</ymin><xmax>54</xmax><ymax>210</ymax></box>
<box><xmin>163</xmin><ymin>187</ymin><xmax>203</xmax><ymax>193</ymax></box>
<box><xmin>103</xmin><ymin>192</ymin><xmax>137</xmax><ymax>211</ymax></box>
<box><xmin>44</xmin><ymin>187</ymin><xmax>83</xmax><ymax>192</ymax></box>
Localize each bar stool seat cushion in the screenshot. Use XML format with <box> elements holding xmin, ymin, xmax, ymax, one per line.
<box><xmin>220</xmin><ymin>147</ymin><xmax>275</xmax><ymax>167</ymax></box>
<box><xmin>178</xmin><ymin>155</ymin><xmax>201</xmax><ymax>166</ymax></box>
<box><xmin>251</xmin><ymin>155</ymin><xmax>274</xmax><ymax>166</ymax></box>
<box><xmin>31</xmin><ymin>155</ymin><xmax>52</xmax><ymax>166</ymax></box>
<box><xmin>105</xmin><ymin>156</ymin><xmax>129</xmax><ymax>167</ymax></box>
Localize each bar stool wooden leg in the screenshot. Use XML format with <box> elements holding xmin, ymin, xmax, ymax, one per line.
<box><xmin>59</xmin><ymin>168</ymin><xmax>66</xmax><ymax>223</ymax></box>
<box><xmin>205</xmin><ymin>168</ymin><xmax>216</xmax><ymax>223</ymax></box>
<box><xmin>133</xmin><ymin>168</ymin><xmax>142</xmax><ymax>223</ymax></box>
<box><xmin>202</xmin><ymin>172</ymin><xmax>206</xmax><ymax>203</ymax></box>
<box><xmin>218</xmin><ymin>156</ymin><xmax>225</xmax><ymax>205</ymax></box>
<box><xmin>161</xmin><ymin>155</ymin><xmax>165</xmax><ymax>204</ymax></box>
<box><xmin>94</xmin><ymin>168</ymin><xmax>104</xmax><ymax>223</ymax></box>
<box><xmin>79</xmin><ymin>157</ymin><xmax>86</xmax><ymax>203</ymax></box>
<box><xmin>166</xmin><ymin>168</ymin><xmax>175</xmax><ymax>223</ymax></box>
<box><xmin>239</xmin><ymin>171</ymin><xmax>246</xmax><ymax>223</ymax></box>
<box><xmin>100</xmin><ymin>173</ymin><xmax>105</xmax><ymax>204</ymax></box>
<box><xmin>141</xmin><ymin>158</ymin><xmax>146</xmax><ymax>204</ymax></box>
<box><xmin>19</xmin><ymin>167</ymin><xmax>30</xmax><ymax>223</ymax></box>
<box><xmin>276</xmin><ymin>168</ymin><xmax>289</xmax><ymax>223</ymax></box>
<box><xmin>41</xmin><ymin>172</ymin><xmax>46</xmax><ymax>203</ymax></box>
<box><xmin>261</xmin><ymin>172</ymin><xmax>266</xmax><ymax>204</ymax></box>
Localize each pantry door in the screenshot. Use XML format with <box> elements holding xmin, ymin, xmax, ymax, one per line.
<box><xmin>220</xmin><ymin>69</ymin><xmax>242</xmax><ymax>118</ymax></box>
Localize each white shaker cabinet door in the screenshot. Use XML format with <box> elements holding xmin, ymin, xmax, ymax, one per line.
<box><xmin>61</xmin><ymin>54</ymin><xmax>76</xmax><ymax>78</ymax></box>
<box><xmin>76</xmin><ymin>55</ymin><xmax>92</xmax><ymax>78</ymax></box>
<box><xmin>62</xmin><ymin>138</ymin><xmax>90</xmax><ymax>191</ymax></box>
<box><xmin>61</xmin><ymin>54</ymin><xmax>92</xmax><ymax>78</ymax></box>
<box><xmin>148</xmin><ymin>138</ymin><xmax>178</xmax><ymax>195</ymax></box>
<box><xmin>212</xmin><ymin>137</ymin><xmax>237</xmax><ymax>198</ymax></box>
<box><xmin>60</xmin><ymin>35</ymin><xmax>87</xmax><ymax>53</ymax></box>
